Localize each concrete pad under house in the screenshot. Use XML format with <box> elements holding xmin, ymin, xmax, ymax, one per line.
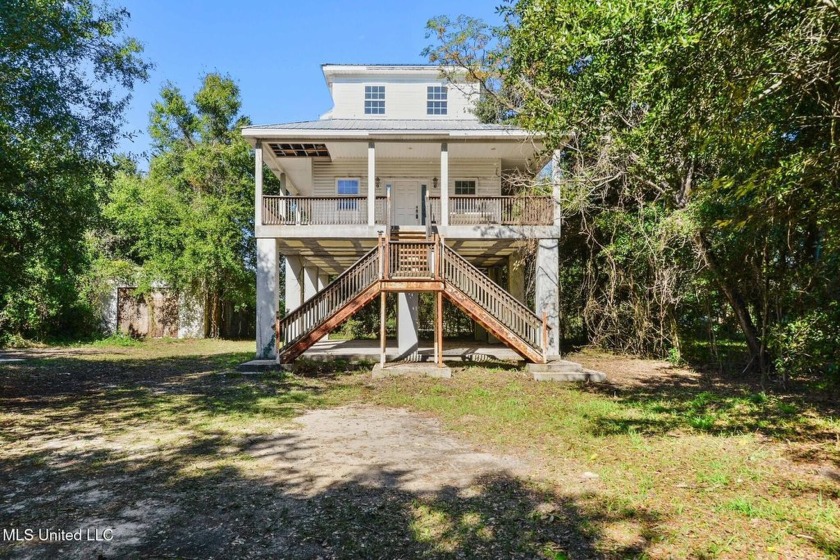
<box><xmin>371</xmin><ymin>363</ymin><xmax>452</xmax><ymax>379</ymax></box>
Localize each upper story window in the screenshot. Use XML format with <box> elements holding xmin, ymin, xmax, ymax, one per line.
<box><xmin>336</xmin><ymin>178</ymin><xmax>360</xmax><ymax>210</ymax></box>
<box><xmin>364</xmin><ymin>86</ymin><xmax>385</xmax><ymax>115</ymax></box>
<box><xmin>454</xmin><ymin>180</ymin><xmax>476</xmax><ymax>195</ymax></box>
<box><xmin>427</xmin><ymin>86</ymin><xmax>447</xmax><ymax>115</ymax></box>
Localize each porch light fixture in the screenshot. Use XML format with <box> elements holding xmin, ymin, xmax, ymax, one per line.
<box><xmin>376</xmin><ymin>176</ymin><xmax>381</xmax><ymax>190</ymax></box>
<box><xmin>432</xmin><ymin>177</ymin><xmax>438</xmax><ymax>190</ymax></box>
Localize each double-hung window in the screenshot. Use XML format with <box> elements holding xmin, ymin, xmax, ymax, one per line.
<box><xmin>336</xmin><ymin>178</ymin><xmax>360</xmax><ymax>210</ymax></box>
<box><xmin>364</xmin><ymin>86</ymin><xmax>385</xmax><ymax>115</ymax></box>
<box><xmin>427</xmin><ymin>86</ymin><xmax>447</xmax><ymax>115</ymax></box>
<box><xmin>454</xmin><ymin>180</ymin><xmax>476</xmax><ymax>195</ymax></box>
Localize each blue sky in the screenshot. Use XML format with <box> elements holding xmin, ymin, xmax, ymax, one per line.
<box><xmin>117</xmin><ymin>0</ymin><xmax>502</xmax><ymax>162</ymax></box>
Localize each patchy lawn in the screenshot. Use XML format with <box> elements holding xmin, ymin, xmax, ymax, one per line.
<box><xmin>0</xmin><ymin>339</ymin><xmax>838</xmax><ymax>559</ymax></box>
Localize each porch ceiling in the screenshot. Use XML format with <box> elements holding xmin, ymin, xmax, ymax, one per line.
<box><xmin>278</xmin><ymin>237</ymin><xmax>524</xmax><ymax>276</ymax></box>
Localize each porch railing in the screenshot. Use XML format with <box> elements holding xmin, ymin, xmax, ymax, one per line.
<box><xmin>426</xmin><ymin>196</ymin><xmax>554</xmax><ymax>226</ymax></box>
<box><xmin>263</xmin><ymin>195</ymin><xmax>555</xmax><ymax>226</ymax></box>
<box><xmin>262</xmin><ymin>196</ymin><xmax>387</xmax><ymax>226</ymax></box>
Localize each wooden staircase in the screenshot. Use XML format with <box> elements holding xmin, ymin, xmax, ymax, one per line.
<box><xmin>276</xmin><ymin>234</ymin><xmax>550</xmax><ymax>364</ymax></box>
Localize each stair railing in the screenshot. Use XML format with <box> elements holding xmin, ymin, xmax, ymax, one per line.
<box><xmin>277</xmin><ymin>245</ymin><xmax>381</xmax><ymax>354</ymax></box>
<box><xmin>441</xmin><ymin>244</ymin><xmax>548</xmax><ymax>357</ymax></box>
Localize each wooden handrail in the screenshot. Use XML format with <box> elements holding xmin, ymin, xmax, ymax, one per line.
<box><xmin>277</xmin><ymin>245</ymin><xmax>381</xmax><ymax>354</ymax></box>
<box><xmin>276</xmin><ymin>236</ymin><xmax>550</xmax><ymax>363</ymax></box>
<box><xmin>441</xmin><ymin>244</ymin><xmax>547</xmax><ymax>355</ymax></box>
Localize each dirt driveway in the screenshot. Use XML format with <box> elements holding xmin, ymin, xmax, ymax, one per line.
<box><xmin>0</xmin><ymin>342</ymin><xmax>590</xmax><ymax>559</ymax></box>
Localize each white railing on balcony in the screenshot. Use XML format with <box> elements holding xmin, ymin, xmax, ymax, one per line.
<box><xmin>263</xmin><ymin>195</ymin><xmax>555</xmax><ymax>227</ymax></box>
<box><xmin>262</xmin><ymin>196</ymin><xmax>388</xmax><ymax>226</ymax></box>
<box><xmin>426</xmin><ymin>196</ymin><xmax>554</xmax><ymax>226</ymax></box>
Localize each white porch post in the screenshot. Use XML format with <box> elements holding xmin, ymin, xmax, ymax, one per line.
<box><xmin>535</xmin><ymin>240</ymin><xmax>560</xmax><ymax>357</ymax></box>
<box><xmin>303</xmin><ymin>266</ymin><xmax>318</xmax><ymax>302</ymax></box>
<box><xmin>368</xmin><ymin>141</ymin><xmax>376</xmax><ymax>225</ymax></box>
<box><xmin>440</xmin><ymin>142</ymin><xmax>449</xmax><ymax>226</ymax></box>
<box><xmin>551</xmin><ymin>148</ymin><xmax>563</xmax><ymax>228</ymax></box>
<box><xmin>284</xmin><ymin>256</ymin><xmax>303</xmax><ymax>313</ymax></box>
<box><xmin>256</xmin><ymin>238</ymin><xmax>278</xmax><ymax>359</ymax></box>
<box><xmin>318</xmin><ymin>271</ymin><xmax>329</xmax><ymax>341</ymax></box>
<box><xmin>254</xmin><ymin>140</ymin><xmax>263</xmax><ymax>228</ymax></box>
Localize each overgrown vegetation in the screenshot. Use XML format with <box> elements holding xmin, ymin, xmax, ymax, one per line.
<box><xmin>0</xmin><ymin>0</ymin><xmax>149</xmax><ymax>342</ymax></box>
<box><xmin>425</xmin><ymin>0</ymin><xmax>840</xmax><ymax>385</ymax></box>
<box><xmin>1</xmin><ymin>339</ymin><xmax>837</xmax><ymax>557</ymax></box>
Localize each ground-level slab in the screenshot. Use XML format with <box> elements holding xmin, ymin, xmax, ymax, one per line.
<box><xmin>371</xmin><ymin>363</ymin><xmax>452</xmax><ymax>379</ymax></box>
<box><xmin>238</xmin><ymin>340</ymin><xmax>522</xmax><ymax>372</ymax></box>
<box><xmin>525</xmin><ymin>360</ymin><xmax>607</xmax><ymax>382</ymax></box>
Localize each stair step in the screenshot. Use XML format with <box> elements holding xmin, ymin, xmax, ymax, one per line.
<box><xmin>525</xmin><ymin>360</ymin><xmax>584</xmax><ymax>373</ymax></box>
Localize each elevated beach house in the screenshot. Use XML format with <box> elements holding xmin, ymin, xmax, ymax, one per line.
<box><xmin>241</xmin><ymin>64</ymin><xmax>560</xmax><ymax>365</ymax></box>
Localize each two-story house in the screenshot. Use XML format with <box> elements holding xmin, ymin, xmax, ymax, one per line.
<box><xmin>242</xmin><ymin>64</ymin><xmax>560</xmax><ymax>366</ymax></box>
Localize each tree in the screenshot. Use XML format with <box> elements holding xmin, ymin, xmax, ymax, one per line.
<box><xmin>426</xmin><ymin>0</ymin><xmax>840</xmax><ymax>381</ymax></box>
<box><xmin>0</xmin><ymin>0</ymin><xmax>149</xmax><ymax>341</ymax></box>
<box><xmin>106</xmin><ymin>73</ymin><xmax>273</xmax><ymax>337</ymax></box>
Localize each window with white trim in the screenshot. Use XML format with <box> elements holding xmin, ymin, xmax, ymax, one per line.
<box><xmin>454</xmin><ymin>180</ymin><xmax>476</xmax><ymax>195</ymax></box>
<box><xmin>364</xmin><ymin>86</ymin><xmax>385</xmax><ymax>115</ymax></box>
<box><xmin>336</xmin><ymin>178</ymin><xmax>360</xmax><ymax>209</ymax></box>
<box><xmin>427</xmin><ymin>86</ymin><xmax>447</xmax><ymax>115</ymax></box>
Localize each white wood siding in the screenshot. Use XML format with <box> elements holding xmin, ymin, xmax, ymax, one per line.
<box><xmin>311</xmin><ymin>159</ymin><xmax>501</xmax><ymax>196</ymax></box>
<box><xmin>329</xmin><ymin>81</ymin><xmax>479</xmax><ymax>120</ymax></box>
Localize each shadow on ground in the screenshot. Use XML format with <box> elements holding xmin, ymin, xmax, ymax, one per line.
<box><xmin>575</xmin><ymin>355</ymin><xmax>840</xmax><ymax>466</ymax></box>
<box><xmin>0</xmin><ymin>351</ymin><xmax>660</xmax><ymax>559</ymax></box>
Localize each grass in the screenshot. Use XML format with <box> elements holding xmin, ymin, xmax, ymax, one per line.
<box><xmin>1</xmin><ymin>339</ymin><xmax>838</xmax><ymax>559</ymax></box>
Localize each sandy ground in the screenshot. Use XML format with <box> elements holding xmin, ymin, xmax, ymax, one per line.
<box><xmin>250</xmin><ymin>406</ymin><xmax>529</xmax><ymax>497</ymax></box>
<box><xmin>1</xmin><ymin>405</ymin><xmax>538</xmax><ymax>559</ymax></box>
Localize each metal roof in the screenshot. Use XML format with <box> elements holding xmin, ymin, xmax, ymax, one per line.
<box><xmin>244</xmin><ymin>119</ymin><xmax>525</xmax><ymax>132</ymax></box>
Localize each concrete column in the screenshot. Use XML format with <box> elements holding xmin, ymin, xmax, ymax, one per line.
<box><xmin>303</xmin><ymin>266</ymin><xmax>319</xmax><ymax>301</ymax></box>
<box><xmin>551</xmin><ymin>149</ymin><xmax>563</xmax><ymax>228</ymax></box>
<box><xmin>535</xmin><ymin>239</ymin><xmax>560</xmax><ymax>357</ymax></box>
<box><xmin>487</xmin><ymin>267</ymin><xmax>500</xmax><ymax>344</ymax></box>
<box><xmin>284</xmin><ymin>255</ymin><xmax>303</xmax><ymax>314</ymax></box>
<box><xmin>256</xmin><ymin>238</ymin><xmax>278</xmax><ymax>359</ymax></box>
<box><xmin>368</xmin><ymin>142</ymin><xmax>376</xmax><ymax>225</ymax></box>
<box><xmin>317</xmin><ymin>271</ymin><xmax>330</xmax><ymax>341</ymax></box>
<box><xmin>508</xmin><ymin>254</ymin><xmax>526</xmax><ymax>304</ymax></box>
<box><xmin>397</xmin><ymin>292</ymin><xmax>419</xmax><ymax>359</ymax></box>
<box><xmin>254</xmin><ymin>140</ymin><xmax>263</xmax><ymax>228</ymax></box>
<box><xmin>440</xmin><ymin>143</ymin><xmax>449</xmax><ymax>226</ymax></box>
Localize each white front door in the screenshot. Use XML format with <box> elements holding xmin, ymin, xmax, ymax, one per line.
<box><xmin>391</xmin><ymin>181</ymin><xmax>420</xmax><ymax>225</ymax></box>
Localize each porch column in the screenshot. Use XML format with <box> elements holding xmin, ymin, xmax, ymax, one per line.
<box><xmin>397</xmin><ymin>293</ymin><xmax>419</xmax><ymax>359</ymax></box>
<box><xmin>368</xmin><ymin>142</ymin><xmax>376</xmax><ymax>225</ymax></box>
<box><xmin>317</xmin><ymin>271</ymin><xmax>329</xmax><ymax>341</ymax></box>
<box><xmin>303</xmin><ymin>266</ymin><xmax>319</xmax><ymax>301</ymax></box>
<box><xmin>256</xmin><ymin>238</ymin><xmax>278</xmax><ymax>359</ymax></box>
<box><xmin>440</xmin><ymin>142</ymin><xmax>449</xmax><ymax>226</ymax></box>
<box><xmin>254</xmin><ymin>140</ymin><xmax>263</xmax><ymax>228</ymax></box>
<box><xmin>551</xmin><ymin>148</ymin><xmax>563</xmax><ymax>228</ymax></box>
<box><xmin>536</xmin><ymin>240</ymin><xmax>560</xmax><ymax>357</ymax></box>
<box><xmin>487</xmin><ymin>267</ymin><xmax>500</xmax><ymax>344</ymax></box>
<box><xmin>508</xmin><ymin>254</ymin><xmax>526</xmax><ymax>304</ymax></box>
<box><xmin>284</xmin><ymin>256</ymin><xmax>303</xmax><ymax>313</ymax></box>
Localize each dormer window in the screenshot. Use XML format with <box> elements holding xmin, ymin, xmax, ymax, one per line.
<box><xmin>364</xmin><ymin>86</ymin><xmax>385</xmax><ymax>115</ymax></box>
<box><xmin>427</xmin><ymin>86</ymin><xmax>447</xmax><ymax>115</ymax></box>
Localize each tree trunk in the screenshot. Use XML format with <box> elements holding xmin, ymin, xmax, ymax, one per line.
<box><xmin>694</xmin><ymin>232</ymin><xmax>767</xmax><ymax>371</ymax></box>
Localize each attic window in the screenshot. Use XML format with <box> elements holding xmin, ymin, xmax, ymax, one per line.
<box><xmin>427</xmin><ymin>86</ymin><xmax>447</xmax><ymax>115</ymax></box>
<box><xmin>269</xmin><ymin>143</ymin><xmax>330</xmax><ymax>157</ymax></box>
<box><xmin>365</xmin><ymin>85</ymin><xmax>385</xmax><ymax>115</ymax></box>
